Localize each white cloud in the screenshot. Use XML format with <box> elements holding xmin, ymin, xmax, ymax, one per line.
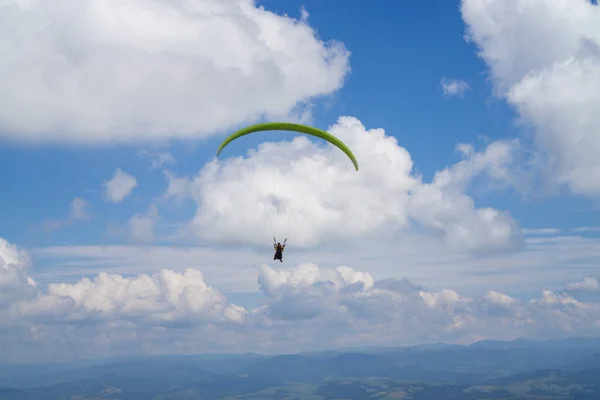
<box><xmin>522</xmin><ymin>228</ymin><xmax>561</xmax><ymax>235</ymax></box>
<box><xmin>43</xmin><ymin>197</ymin><xmax>91</xmax><ymax>231</ymax></box>
<box><xmin>566</xmin><ymin>276</ymin><xmax>600</xmax><ymax>292</ymax></box>
<box><xmin>573</xmin><ymin>227</ymin><xmax>600</xmax><ymax>232</ymax></box>
<box><xmin>0</xmin><ymin>238</ymin><xmax>36</xmax><ymax>311</ymax></box>
<box><xmin>484</xmin><ymin>290</ymin><xmax>517</xmax><ymax>309</ymax></box>
<box><xmin>138</xmin><ymin>150</ymin><xmax>175</xmax><ymax>169</ymax></box>
<box><xmin>250</xmin><ymin>266</ymin><xmax>600</xmax><ymax>346</ymax></box>
<box><xmin>69</xmin><ymin>197</ymin><xmax>90</xmax><ymax>220</ymax></box>
<box><xmin>4</xmin><ymin>234</ymin><xmax>600</xmax><ymax>363</ymax></box>
<box><xmin>128</xmin><ymin>204</ymin><xmax>160</xmax><ymax>243</ymax></box>
<box><xmin>163</xmin><ymin>117</ymin><xmax>522</xmax><ymax>254</ymax></box>
<box><xmin>0</xmin><ymin>0</ymin><xmax>349</xmax><ymax>143</ymax></box>
<box><xmin>462</xmin><ymin>0</ymin><xmax>600</xmax><ymax>197</ymax></box>
<box><xmin>103</xmin><ymin>169</ymin><xmax>137</xmax><ymax>203</ymax></box>
<box><xmin>161</xmin><ymin>170</ymin><xmax>191</xmax><ymax>198</ymax></box>
<box><xmin>16</xmin><ymin>268</ymin><xmax>247</xmax><ymax>326</ymax></box>
<box><xmin>441</xmin><ymin>78</ymin><xmax>471</xmax><ymax>97</ymax></box>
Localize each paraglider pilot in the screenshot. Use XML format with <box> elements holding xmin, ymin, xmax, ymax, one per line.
<box><xmin>273</xmin><ymin>237</ymin><xmax>286</xmax><ymax>262</ymax></box>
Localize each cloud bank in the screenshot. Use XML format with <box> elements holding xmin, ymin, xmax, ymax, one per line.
<box><xmin>163</xmin><ymin>117</ymin><xmax>523</xmax><ymax>253</ymax></box>
<box><xmin>2</xmin><ymin>237</ymin><xmax>600</xmax><ymax>363</ymax></box>
<box><xmin>0</xmin><ymin>0</ymin><xmax>349</xmax><ymax>143</ymax></box>
<box><xmin>462</xmin><ymin>0</ymin><xmax>600</xmax><ymax>197</ymax></box>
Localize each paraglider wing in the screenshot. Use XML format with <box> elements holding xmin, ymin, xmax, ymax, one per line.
<box><xmin>215</xmin><ymin>122</ymin><xmax>359</xmax><ymax>171</ymax></box>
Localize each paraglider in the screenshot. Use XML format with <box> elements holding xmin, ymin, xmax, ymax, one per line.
<box><xmin>215</xmin><ymin>122</ymin><xmax>359</xmax><ymax>262</ymax></box>
<box><xmin>273</xmin><ymin>237</ymin><xmax>286</xmax><ymax>262</ymax></box>
<box><xmin>216</xmin><ymin>122</ymin><xmax>359</xmax><ymax>171</ymax></box>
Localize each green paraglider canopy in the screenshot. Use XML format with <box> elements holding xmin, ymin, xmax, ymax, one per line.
<box><xmin>215</xmin><ymin>122</ymin><xmax>359</xmax><ymax>171</ymax></box>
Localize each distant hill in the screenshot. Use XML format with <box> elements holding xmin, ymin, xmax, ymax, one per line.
<box><xmin>1</xmin><ymin>336</ymin><xmax>600</xmax><ymax>399</ymax></box>
<box><xmin>241</xmin><ymin>354</ymin><xmax>332</xmax><ymax>383</ymax></box>
<box><xmin>0</xmin><ymin>387</ymin><xmax>21</xmax><ymax>396</ymax></box>
<box><xmin>566</xmin><ymin>352</ymin><xmax>600</xmax><ymax>371</ymax></box>
<box><xmin>486</xmin><ymin>368</ymin><xmax>569</xmax><ymax>386</ymax></box>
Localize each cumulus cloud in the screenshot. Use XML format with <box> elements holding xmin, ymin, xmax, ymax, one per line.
<box><xmin>441</xmin><ymin>78</ymin><xmax>471</xmax><ymax>97</ymax></box>
<box><xmin>163</xmin><ymin>117</ymin><xmax>522</xmax><ymax>253</ymax></box>
<box><xmin>462</xmin><ymin>0</ymin><xmax>600</xmax><ymax>197</ymax></box>
<box><xmin>138</xmin><ymin>150</ymin><xmax>175</xmax><ymax>169</ymax></box>
<box><xmin>182</xmin><ymin>264</ymin><xmax>600</xmax><ymax>345</ymax></box>
<box><xmin>128</xmin><ymin>204</ymin><xmax>160</xmax><ymax>243</ymax></box>
<box><xmin>406</xmin><ymin>139</ymin><xmax>523</xmax><ymax>253</ymax></box>
<box><xmin>0</xmin><ymin>0</ymin><xmax>349</xmax><ymax>143</ymax></box>
<box><xmin>103</xmin><ymin>169</ymin><xmax>137</xmax><ymax>203</ymax></box>
<box><xmin>566</xmin><ymin>276</ymin><xmax>600</xmax><ymax>292</ymax></box>
<box><xmin>70</xmin><ymin>197</ymin><xmax>90</xmax><ymax>220</ymax></box>
<box><xmin>43</xmin><ymin>197</ymin><xmax>91</xmax><ymax>231</ymax></box>
<box><xmin>15</xmin><ymin>268</ymin><xmax>247</xmax><ymax>327</ymax></box>
<box><xmin>3</xmin><ymin>234</ymin><xmax>600</xmax><ymax>363</ymax></box>
<box><xmin>0</xmin><ymin>238</ymin><xmax>36</xmax><ymax>311</ymax></box>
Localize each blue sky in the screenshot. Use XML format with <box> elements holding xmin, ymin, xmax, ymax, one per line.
<box><xmin>2</xmin><ymin>0</ymin><xmax>597</xmax><ymax>248</ymax></box>
<box><xmin>1</xmin><ymin>0</ymin><xmax>600</xmax><ymax>362</ymax></box>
